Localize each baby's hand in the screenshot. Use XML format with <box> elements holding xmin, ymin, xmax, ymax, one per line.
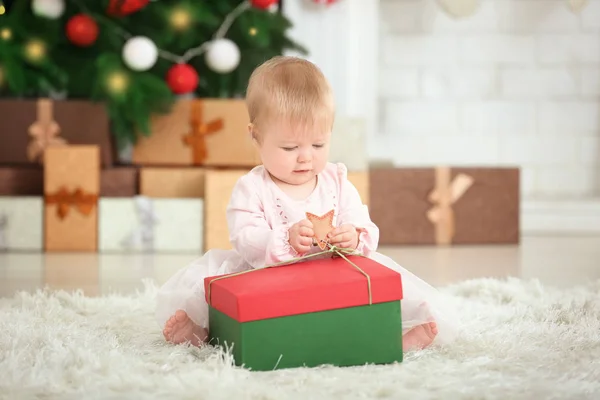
<box><xmin>288</xmin><ymin>219</ymin><xmax>314</xmax><ymax>254</ymax></box>
<box><xmin>328</xmin><ymin>224</ymin><xmax>359</xmax><ymax>250</ymax></box>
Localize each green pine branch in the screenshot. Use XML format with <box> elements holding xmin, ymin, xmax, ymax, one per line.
<box><xmin>0</xmin><ymin>0</ymin><xmax>307</xmax><ymax>149</ymax></box>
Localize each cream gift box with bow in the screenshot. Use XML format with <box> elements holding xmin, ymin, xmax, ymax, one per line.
<box><xmin>98</xmin><ymin>196</ymin><xmax>204</xmax><ymax>253</ymax></box>
<box><xmin>0</xmin><ymin>197</ymin><xmax>44</xmax><ymax>251</ymax></box>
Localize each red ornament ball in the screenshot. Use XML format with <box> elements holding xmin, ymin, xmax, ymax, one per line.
<box><xmin>107</xmin><ymin>0</ymin><xmax>150</xmax><ymax>17</ymax></box>
<box><xmin>66</xmin><ymin>14</ymin><xmax>99</xmax><ymax>47</ymax></box>
<box><xmin>166</xmin><ymin>64</ymin><xmax>199</xmax><ymax>94</ymax></box>
<box><xmin>250</xmin><ymin>0</ymin><xmax>278</xmax><ymax>9</ymax></box>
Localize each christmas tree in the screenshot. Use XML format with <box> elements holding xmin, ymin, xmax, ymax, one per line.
<box><xmin>0</xmin><ymin>0</ymin><xmax>306</xmax><ymax>147</ymax></box>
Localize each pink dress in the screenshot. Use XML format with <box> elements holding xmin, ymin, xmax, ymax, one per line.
<box><xmin>156</xmin><ymin>162</ymin><xmax>458</xmax><ymax>345</ymax></box>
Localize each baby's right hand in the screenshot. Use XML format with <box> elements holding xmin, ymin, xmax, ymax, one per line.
<box><xmin>288</xmin><ymin>219</ymin><xmax>314</xmax><ymax>254</ymax></box>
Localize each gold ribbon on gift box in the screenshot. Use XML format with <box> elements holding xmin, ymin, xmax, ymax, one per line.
<box><xmin>27</xmin><ymin>99</ymin><xmax>68</xmax><ymax>163</ymax></box>
<box><xmin>45</xmin><ymin>186</ymin><xmax>98</xmax><ymax>220</ymax></box>
<box><xmin>206</xmin><ymin>245</ymin><xmax>374</xmax><ymax>307</ymax></box>
<box><xmin>182</xmin><ymin>101</ymin><xmax>224</xmax><ymax>165</ymax></box>
<box><xmin>426</xmin><ymin>166</ymin><xmax>474</xmax><ymax>245</ymax></box>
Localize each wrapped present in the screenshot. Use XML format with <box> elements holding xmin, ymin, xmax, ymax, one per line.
<box><xmin>98</xmin><ymin>197</ymin><xmax>203</xmax><ymax>253</ymax></box>
<box><xmin>140</xmin><ymin>167</ymin><xmax>204</xmax><ymax>198</ymax></box>
<box><xmin>101</xmin><ymin>167</ymin><xmax>139</xmax><ymax>197</ymax></box>
<box><xmin>370</xmin><ymin>166</ymin><xmax>520</xmax><ymax>245</ymax></box>
<box><xmin>0</xmin><ymin>197</ymin><xmax>43</xmax><ymax>251</ymax></box>
<box><xmin>0</xmin><ymin>98</ymin><xmax>114</xmax><ymax>166</ymax></box>
<box><xmin>330</xmin><ymin>117</ymin><xmax>368</xmax><ymax>171</ymax></box>
<box><xmin>0</xmin><ymin>167</ymin><xmax>44</xmax><ymax>196</ymax></box>
<box><xmin>204</xmin><ymin>169</ymin><xmax>249</xmax><ymax>250</ymax></box>
<box><xmin>44</xmin><ymin>145</ymin><xmax>100</xmax><ymax>252</ymax></box>
<box><xmin>132</xmin><ymin>99</ymin><xmax>260</xmax><ymax>167</ymax></box>
<box><xmin>347</xmin><ymin>171</ymin><xmax>370</xmax><ymax>206</ymax></box>
<box><xmin>205</xmin><ymin>251</ymin><xmax>404</xmax><ymax>371</ymax></box>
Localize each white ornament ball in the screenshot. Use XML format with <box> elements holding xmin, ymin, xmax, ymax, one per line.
<box><xmin>32</xmin><ymin>0</ymin><xmax>65</xmax><ymax>19</ymax></box>
<box><xmin>205</xmin><ymin>39</ymin><xmax>241</xmax><ymax>74</ymax></box>
<box><xmin>122</xmin><ymin>36</ymin><xmax>158</xmax><ymax>72</ymax></box>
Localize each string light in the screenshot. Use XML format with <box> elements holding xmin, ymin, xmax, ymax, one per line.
<box><xmin>1</xmin><ymin>28</ymin><xmax>11</xmax><ymax>40</ymax></box>
<box><xmin>170</xmin><ymin>8</ymin><xmax>191</xmax><ymax>31</ymax></box>
<box><xmin>249</xmin><ymin>27</ymin><xmax>257</xmax><ymax>36</ymax></box>
<box><xmin>106</xmin><ymin>71</ymin><xmax>128</xmax><ymax>95</ymax></box>
<box><xmin>0</xmin><ymin>5</ymin><xmax>5</xmax><ymax>15</ymax></box>
<box><xmin>24</xmin><ymin>39</ymin><xmax>46</xmax><ymax>63</ymax></box>
<box><xmin>73</xmin><ymin>0</ymin><xmax>251</xmax><ymax>65</ymax></box>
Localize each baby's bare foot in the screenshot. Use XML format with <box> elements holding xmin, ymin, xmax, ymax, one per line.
<box><xmin>163</xmin><ymin>310</ymin><xmax>208</xmax><ymax>346</ymax></box>
<box><xmin>402</xmin><ymin>322</ymin><xmax>438</xmax><ymax>351</ymax></box>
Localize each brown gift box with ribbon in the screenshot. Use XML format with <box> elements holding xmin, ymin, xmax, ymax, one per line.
<box><xmin>0</xmin><ymin>98</ymin><xmax>114</xmax><ymax>167</ymax></box>
<box><xmin>0</xmin><ymin>167</ymin><xmax>44</xmax><ymax>195</ymax></box>
<box><xmin>44</xmin><ymin>145</ymin><xmax>100</xmax><ymax>252</ymax></box>
<box><xmin>140</xmin><ymin>167</ymin><xmax>205</xmax><ymax>198</ymax></box>
<box><xmin>204</xmin><ymin>168</ymin><xmax>251</xmax><ymax>251</ymax></box>
<box><xmin>369</xmin><ymin>166</ymin><xmax>520</xmax><ymax>245</ymax></box>
<box><xmin>131</xmin><ymin>99</ymin><xmax>260</xmax><ymax>167</ymax></box>
<box><xmin>101</xmin><ymin>167</ymin><xmax>139</xmax><ymax>197</ymax></box>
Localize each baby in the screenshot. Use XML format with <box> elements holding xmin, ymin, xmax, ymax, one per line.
<box><xmin>156</xmin><ymin>56</ymin><xmax>457</xmax><ymax>351</ymax></box>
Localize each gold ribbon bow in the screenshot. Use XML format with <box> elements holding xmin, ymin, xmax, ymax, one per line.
<box><xmin>206</xmin><ymin>245</ymin><xmax>373</xmax><ymax>307</ymax></box>
<box><xmin>45</xmin><ymin>187</ymin><xmax>98</xmax><ymax>220</ymax></box>
<box><xmin>27</xmin><ymin>99</ymin><xmax>67</xmax><ymax>163</ymax></box>
<box><xmin>426</xmin><ymin>167</ymin><xmax>474</xmax><ymax>245</ymax></box>
<box><xmin>182</xmin><ymin>101</ymin><xmax>224</xmax><ymax>165</ymax></box>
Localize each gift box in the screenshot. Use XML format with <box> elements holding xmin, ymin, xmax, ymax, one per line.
<box><xmin>0</xmin><ymin>197</ymin><xmax>43</xmax><ymax>251</ymax></box>
<box><xmin>98</xmin><ymin>197</ymin><xmax>203</xmax><ymax>253</ymax></box>
<box><xmin>347</xmin><ymin>171</ymin><xmax>370</xmax><ymax>206</ymax></box>
<box><xmin>204</xmin><ymin>169</ymin><xmax>249</xmax><ymax>250</ymax></box>
<box><xmin>132</xmin><ymin>99</ymin><xmax>260</xmax><ymax>167</ymax></box>
<box><xmin>101</xmin><ymin>167</ymin><xmax>139</xmax><ymax>197</ymax></box>
<box><xmin>0</xmin><ymin>98</ymin><xmax>114</xmax><ymax>166</ymax></box>
<box><xmin>369</xmin><ymin>166</ymin><xmax>520</xmax><ymax>245</ymax></box>
<box><xmin>0</xmin><ymin>167</ymin><xmax>44</xmax><ymax>196</ymax></box>
<box><xmin>140</xmin><ymin>167</ymin><xmax>204</xmax><ymax>198</ymax></box>
<box><xmin>330</xmin><ymin>117</ymin><xmax>368</xmax><ymax>171</ymax></box>
<box><xmin>44</xmin><ymin>145</ymin><xmax>100</xmax><ymax>252</ymax></box>
<box><xmin>205</xmin><ymin>254</ymin><xmax>404</xmax><ymax>371</ymax></box>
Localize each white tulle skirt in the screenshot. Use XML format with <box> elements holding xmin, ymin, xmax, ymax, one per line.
<box><xmin>155</xmin><ymin>249</ymin><xmax>459</xmax><ymax>346</ymax></box>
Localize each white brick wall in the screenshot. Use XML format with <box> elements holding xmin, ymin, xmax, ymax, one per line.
<box><xmin>376</xmin><ymin>0</ymin><xmax>600</xmax><ymax>199</ymax></box>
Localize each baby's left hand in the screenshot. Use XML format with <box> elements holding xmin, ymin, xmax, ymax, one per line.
<box><xmin>327</xmin><ymin>224</ymin><xmax>358</xmax><ymax>250</ymax></box>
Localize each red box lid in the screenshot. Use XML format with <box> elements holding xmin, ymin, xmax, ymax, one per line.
<box><xmin>204</xmin><ymin>255</ymin><xmax>403</xmax><ymax>323</ymax></box>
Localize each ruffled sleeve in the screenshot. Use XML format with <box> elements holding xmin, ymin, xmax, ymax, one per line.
<box><xmin>335</xmin><ymin>163</ymin><xmax>380</xmax><ymax>256</ymax></box>
<box><xmin>226</xmin><ymin>173</ymin><xmax>299</xmax><ymax>269</ymax></box>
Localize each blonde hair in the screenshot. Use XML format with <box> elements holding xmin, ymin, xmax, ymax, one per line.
<box><xmin>245</xmin><ymin>56</ymin><xmax>335</xmax><ymax>137</ymax></box>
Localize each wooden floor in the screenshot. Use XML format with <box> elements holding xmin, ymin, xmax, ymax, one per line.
<box><xmin>1</xmin><ymin>235</ymin><xmax>599</xmax><ymax>298</ymax></box>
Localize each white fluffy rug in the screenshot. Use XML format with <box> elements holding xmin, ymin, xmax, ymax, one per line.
<box><xmin>1</xmin><ymin>278</ymin><xmax>599</xmax><ymax>400</ymax></box>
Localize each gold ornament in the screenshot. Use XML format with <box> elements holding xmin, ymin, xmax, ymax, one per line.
<box><xmin>170</xmin><ymin>8</ymin><xmax>191</xmax><ymax>30</ymax></box>
<box><xmin>249</xmin><ymin>27</ymin><xmax>258</xmax><ymax>36</ymax></box>
<box><xmin>1</xmin><ymin>28</ymin><xmax>11</xmax><ymax>40</ymax></box>
<box><xmin>106</xmin><ymin>71</ymin><xmax>128</xmax><ymax>95</ymax></box>
<box><xmin>24</xmin><ymin>39</ymin><xmax>46</xmax><ymax>63</ymax></box>
<box><xmin>0</xmin><ymin>5</ymin><xmax>5</xmax><ymax>15</ymax></box>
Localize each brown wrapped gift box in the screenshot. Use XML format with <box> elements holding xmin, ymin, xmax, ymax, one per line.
<box><xmin>369</xmin><ymin>167</ymin><xmax>520</xmax><ymax>245</ymax></box>
<box><xmin>204</xmin><ymin>169</ymin><xmax>249</xmax><ymax>251</ymax></box>
<box><xmin>140</xmin><ymin>168</ymin><xmax>205</xmax><ymax>198</ymax></box>
<box><xmin>132</xmin><ymin>99</ymin><xmax>260</xmax><ymax>167</ymax></box>
<box><xmin>44</xmin><ymin>145</ymin><xmax>100</xmax><ymax>252</ymax></box>
<box><xmin>0</xmin><ymin>99</ymin><xmax>113</xmax><ymax>166</ymax></box>
<box><xmin>347</xmin><ymin>171</ymin><xmax>369</xmax><ymax>206</ymax></box>
<box><xmin>101</xmin><ymin>167</ymin><xmax>139</xmax><ymax>197</ymax></box>
<box><xmin>0</xmin><ymin>167</ymin><xmax>44</xmax><ymax>195</ymax></box>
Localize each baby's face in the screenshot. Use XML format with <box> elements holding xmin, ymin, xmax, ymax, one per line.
<box><xmin>254</xmin><ymin>120</ymin><xmax>330</xmax><ymax>186</ymax></box>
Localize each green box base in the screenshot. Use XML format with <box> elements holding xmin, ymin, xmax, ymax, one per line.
<box><xmin>209</xmin><ymin>301</ymin><xmax>403</xmax><ymax>371</ymax></box>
